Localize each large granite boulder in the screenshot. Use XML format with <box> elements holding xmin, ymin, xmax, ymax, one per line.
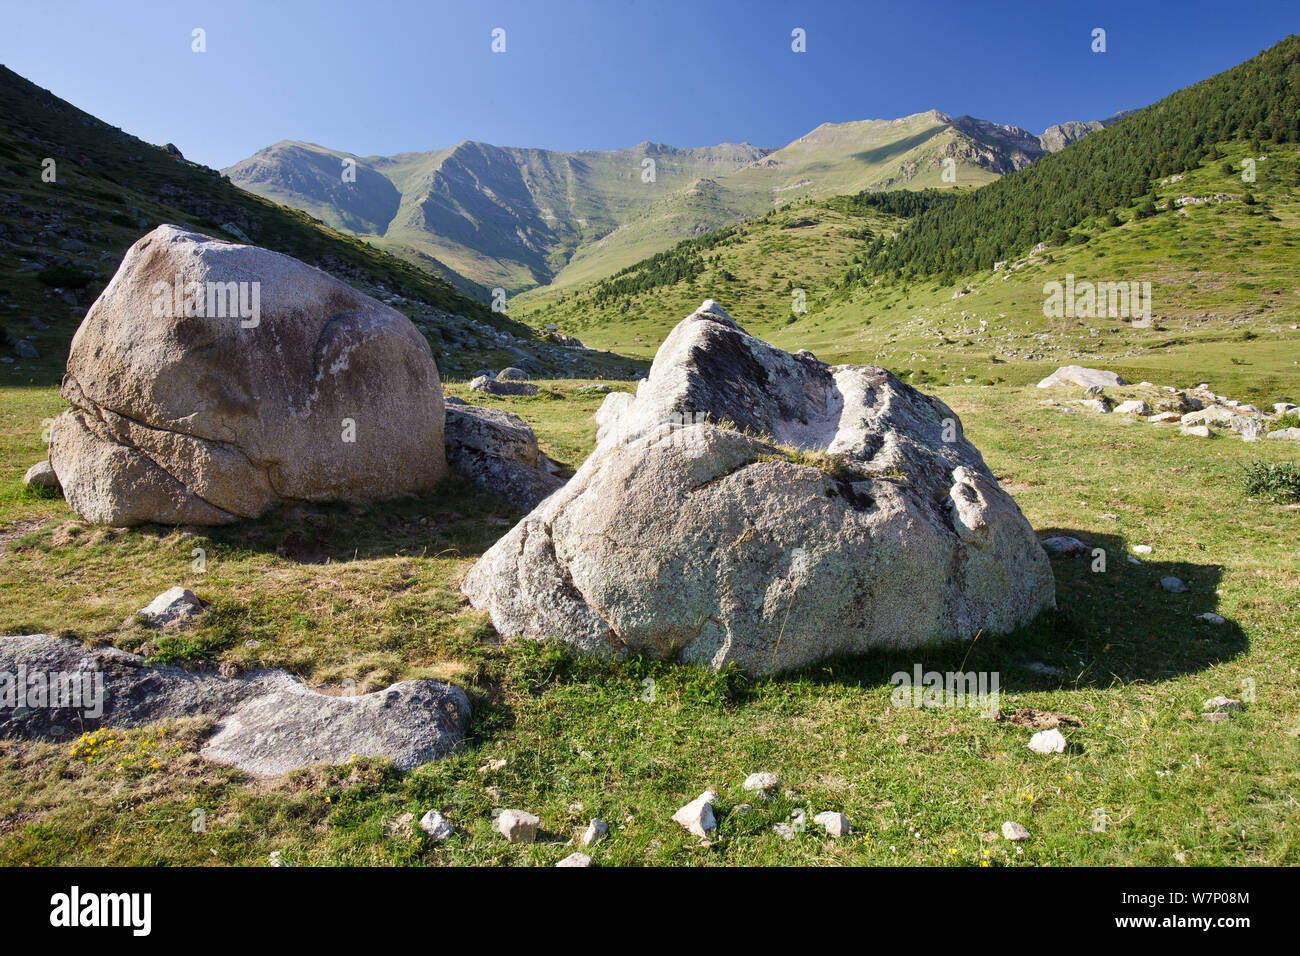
<box><xmin>49</xmin><ymin>225</ymin><xmax>446</xmax><ymax>526</ymax></box>
<box><xmin>462</xmin><ymin>301</ymin><xmax>1055</xmax><ymax>676</ymax></box>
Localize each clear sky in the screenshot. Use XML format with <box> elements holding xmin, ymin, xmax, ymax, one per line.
<box><xmin>1</xmin><ymin>0</ymin><xmax>1295</xmax><ymax>170</ymax></box>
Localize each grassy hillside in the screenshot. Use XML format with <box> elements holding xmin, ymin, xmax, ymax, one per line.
<box><xmin>519</xmin><ymin>137</ymin><xmax>1300</xmax><ymax>406</ymax></box>
<box><xmin>865</xmin><ymin>35</ymin><xmax>1300</xmax><ymax>279</ymax></box>
<box><xmin>0</xmin><ymin>66</ymin><xmax>635</xmax><ymax>384</ymax></box>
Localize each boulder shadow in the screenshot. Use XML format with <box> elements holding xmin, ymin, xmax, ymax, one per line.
<box><xmin>196</xmin><ymin>474</ymin><xmax>520</xmax><ymax>566</ymax></box>
<box><xmin>789</xmin><ymin>527</ymin><xmax>1246</xmax><ymax>694</ymax></box>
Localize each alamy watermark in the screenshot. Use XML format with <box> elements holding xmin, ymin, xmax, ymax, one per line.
<box><xmin>1043</xmin><ymin>274</ymin><xmax>1151</xmax><ymax>325</ymax></box>
<box><xmin>1</xmin><ymin>666</ymin><xmax>104</xmax><ymax>718</ymax></box>
<box><xmin>890</xmin><ymin>664</ymin><xmax>999</xmax><ymax>717</ymax></box>
<box><xmin>150</xmin><ymin>276</ymin><xmax>261</xmax><ymax>328</ymax></box>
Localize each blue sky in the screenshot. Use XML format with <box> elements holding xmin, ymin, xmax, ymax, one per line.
<box><xmin>1</xmin><ymin>0</ymin><xmax>1295</xmax><ymax>169</ymax></box>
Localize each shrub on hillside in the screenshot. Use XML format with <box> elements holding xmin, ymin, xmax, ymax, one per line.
<box><xmin>1240</xmin><ymin>460</ymin><xmax>1300</xmax><ymax>503</ymax></box>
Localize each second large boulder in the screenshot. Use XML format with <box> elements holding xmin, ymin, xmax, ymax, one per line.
<box><xmin>462</xmin><ymin>301</ymin><xmax>1055</xmax><ymax>676</ymax></box>
<box><xmin>50</xmin><ymin>225</ymin><xmax>446</xmax><ymax>525</ymax></box>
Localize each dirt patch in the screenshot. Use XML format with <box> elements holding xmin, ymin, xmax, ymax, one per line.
<box><xmin>996</xmin><ymin>708</ymin><xmax>1083</xmax><ymax>730</ymax></box>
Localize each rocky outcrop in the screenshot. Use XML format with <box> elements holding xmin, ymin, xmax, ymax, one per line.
<box><xmin>462</xmin><ymin>301</ymin><xmax>1055</xmax><ymax>676</ymax></box>
<box><xmin>0</xmin><ymin>634</ymin><xmax>469</xmax><ymax>774</ymax></box>
<box><xmin>49</xmin><ymin>225</ymin><xmax>446</xmax><ymax>526</ymax></box>
<box><xmin>444</xmin><ymin>403</ymin><xmax>564</xmax><ymax>510</ymax></box>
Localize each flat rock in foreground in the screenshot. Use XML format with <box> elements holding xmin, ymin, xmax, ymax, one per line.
<box><xmin>50</xmin><ymin>225</ymin><xmax>446</xmax><ymax>526</ymax></box>
<box><xmin>463</xmin><ymin>300</ymin><xmax>1055</xmax><ymax>676</ymax></box>
<box><xmin>0</xmin><ymin>635</ymin><xmax>469</xmax><ymax>774</ymax></box>
<box><xmin>201</xmin><ymin>679</ymin><xmax>469</xmax><ymax>775</ymax></box>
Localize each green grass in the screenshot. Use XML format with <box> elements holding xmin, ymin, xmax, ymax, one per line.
<box><xmin>1239</xmin><ymin>459</ymin><xmax>1300</xmax><ymax>503</ymax></box>
<box><xmin>2</xmin><ymin>381</ymin><xmax>1297</xmax><ymax>865</ymax></box>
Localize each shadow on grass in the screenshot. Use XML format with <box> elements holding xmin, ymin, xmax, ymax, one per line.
<box><xmin>786</xmin><ymin>527</ymin><xmax>1245</xmax><ymax>695</ymax></box>
<box><xmin>196</xmin><ymin>474</ymin><xmax>520</xmax><ymax>566</ymax></box>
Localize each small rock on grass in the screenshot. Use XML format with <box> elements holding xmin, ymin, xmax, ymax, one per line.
<box><xmin>1027</xmin><ymin>728</ymin><xmax>1068</xmax><ymax>754</ymax></box>
<box><xmin>1001</xmin><ymin>821</ymin><xmax>1031</xmax><ymax>841</ymax></box>
<box><xmin>1025</xmin><ymin>661</ymin><xmax>1066</xmax><ymax>677</ymax></box>
<box><xmin>581</xmin><ymin>819</ymin><xmax>609</xmax><ymax>846</ymax></box>
<box><xmin>1197</xmin><ymin>612</ymin><xmax>1226</xmax><ymax>625</ymax></box>
<box><xmin>1160</xmin><ymin>576</ymin><xmax>1188</xmax><ymax>593</ymax></box>
<box><xmin>672</xmin><ymin>790</ymin><xmax>717</xmax><ymax>838</ymax></box>
<box><xmin>137</xmin><ymin>586</ymin><xmax>203</xmax><ymax>628</ymax></box>
<box><xmin>497</xmin><ymin>809</ymin><xmax>540</xmax><ymax>843</ymax></box>
<box><xmin>23</xmin><ymin>460</ymin><xmax>60</xmax><ymax>491</ymax></box>
<box><xmin>814</xmin><ymin>811</ymin><xmax>851</xmax><ymax>838</ymax></box>
<box><xmin>772</xmin><ymin>822</ymin><xmax>797</xmax><ymax>841</ymax></box>
<box><xmin>1132</xmin><ymin>544</ymin><xmax>1153</xmax><ymax>555</ymax></box>
<box><xmin>556</xmin><ymin>852</ymin><xmax>593</xmax><ymax>867</ymax></box>
<box><xmin>743</xmin><ymin>771</ymin><xmax>781</xmax><ymax>793</ymax></box>
<box><xmin>1041</xmin><ymin>535</ymin><xmax>1089</xmax><ymax>557</ymax></box>
<box><xmin>419</xmin><ymin>810</ymin><xmax>454</xmax><ymax>841</ymax></box>
<box><xmin>1202</xmin><ymin>696</ymin><xmax>1243</xmax><ymax>713</ymax></box>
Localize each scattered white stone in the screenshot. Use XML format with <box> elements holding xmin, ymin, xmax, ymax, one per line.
<box><xmin>1266</xmin><ymin>427</ymin><xmax>1300</xmax><ymax>441</ymax></box>
<box><xmin>1028</xmin><ymin>729</ymin><xmax>1068</xmax><ymax>754</ymax></box>
<box><xmin>22</xmin><ymin>460</ymin><xmax>59</xmax><ymax>491</ymax></box>
<box><xmin>1148</xmin><ymin>412</ymin><xmax>1182</xmax><ymax>424</ymax></box>
<box><xmin>1180</xmin><ymin>424</ymin><xmax>1213</xmax><ymax>438</ymax></box>
<box><xmin>1197</xmin><ymin>612</ymin><xmax>1226</xmax><ymax>625</ymax></box>
<box><xmin>1114</xmin><ymin>400</ymin><xmax>1150</xmax><ymax>416</ymax></box>
<box><xmin>556</xmin><ymin>852</ymin><xmax>593</xmax><ymax>867</ymax></box>
<box><xmin>1132</xmin><ymin>544</ymin><xmax>1153</xmax><ymax>554</ymax></box>
<box><xmin>742</xmin><ymin>771</ymin><xmax>781</xmax><ymax>793</ymax></box>
<box><xmin>814</xmin><ymin>811</ymin><xmax>852</xmax><ymax>838</ymax></box>
<box><xmin>497</xmin><ymin>809</ymin><xmax>540</xmax><ymax>843</ymax></box>
<box><xmin>137</xmin><ymin>586</ymin><xmax>203</xmax><ymax>627</ymax></box>
<box><xmin>672</xmin><ymin>790</ymin><xmax>717</xmax><ymax>838</ymax></box>
<box><xmin>1041</xmin><ymin>535</ymin><xmax>1089</xmax><ymax>557</ymax></box>
<box><xmin>1160</xmin><ymin>577</ymin><xmax>1188</xmax><ymax>593</ymax></box>
<box><xmin>1001</xmin><ymin>820</ymin><xmax>1031</xmax><ymax>841</ymax></box>
<box><xmin>581</xmin><ymin>819</ymin><xmax>609</xmax><ymax>846</ymax></box>
<box><xmin>772</xmin><ymin>822</ymin><xmax>797</xmax><ymax>841</ymax></box>
<box><xmin>1076</xmin><ymin>398</ymin><xmax>1111</xmax><ymax>414</ymax></box>
<box><xmin>419</xmin><ymin>810</ymin><xmax>454</xmax><ymax>841</ymax></box>
<box><xmin>1203</xmin><ymin>696</ymin><xmax>1243</xmax><ymax>713</ymax></box>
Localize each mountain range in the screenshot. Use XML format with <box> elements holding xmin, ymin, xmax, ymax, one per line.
<box><xmin>224</xmin><ymin>110</ymin><xmax>1116</xmax><ymax>300</ymax></box>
